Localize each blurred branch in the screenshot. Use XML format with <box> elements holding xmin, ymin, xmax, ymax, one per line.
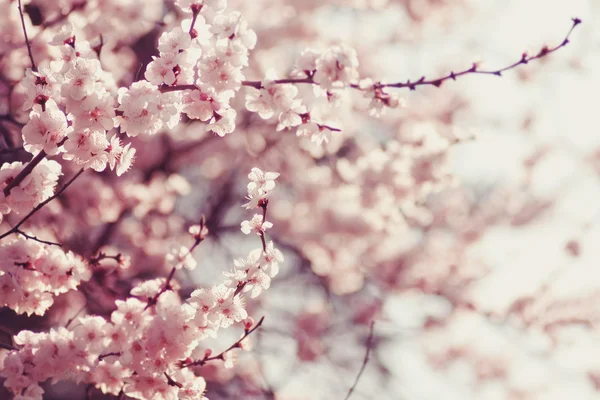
<box><xmin>17</xmin><ymin>0</ymin><xmax>36</xmax><ymax>71</ymax></box>
<box><xmin>15</xmin><ymin>229</ymin><xmax>63</xmax><ymax>247</ymax></box>
<box><xmin>0</xmin><ymin>341</ymin><xmax>18</xmax><ymax>351</ymax></box>
<box><xmin>344</xmin><ymin>321</ymin><xmax>375</xmax><ymax>400</ymax></box>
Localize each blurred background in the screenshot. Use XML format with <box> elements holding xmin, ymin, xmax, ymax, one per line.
<box><xmin>1</xmin><ymin>0</ymin><xmax>599</xmax><ymax>399</ymax></box>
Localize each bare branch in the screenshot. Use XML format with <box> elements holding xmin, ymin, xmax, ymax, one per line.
<box><xmin>379</xmin><ymin>17</ymin><xmax>582</xmax><ymax>91</ymax></box>
<box><xmin>17</xmin><ymin>0</ymin><xmax>37</xmax><ymax>71</ymax></box>
<box><xmin>15</xmin><ymin>229</ymin><xmax>63</xmax><ymax>247</ymax></box>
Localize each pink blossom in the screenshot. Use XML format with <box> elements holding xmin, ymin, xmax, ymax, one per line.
<box><xmin>21</xmin><ymin>100</ymin><xmax>71</xmax><ymax>155</ymax></box>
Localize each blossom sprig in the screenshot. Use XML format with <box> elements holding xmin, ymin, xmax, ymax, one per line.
<box><xmin>243</xmin><ymin>167</ymin><xmax>279</xmax><ymax>210</ymax></box>
<box><xmin>178</xmin><ymin>316</ymin><xmax>265</xmax><ymax>368</ymax></box>
<box><xmin>240</xmin><ymin>17</ymin><xmax>581</xmax><ymax>137</ymax></box>
<box><xmin>227</xmin><ymin>168</ymin><xmax>283</xmax><ymax>298</ymax></box>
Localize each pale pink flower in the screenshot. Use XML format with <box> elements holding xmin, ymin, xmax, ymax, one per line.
<box><xmin>166</xmin><ymin>245</ymin><xmax>197</xmax><ymax>270</ymax></box>
<box><xmin>64</xmin><ymin>58</ymin><xmax>101</xmax><ymax>100</ymax></box>
<box><xmin>209</xmin><ymin>107</ymin><xmax>236</xmax><ymax>136</ymax></box>
<box><xmin>70</xmin><ymin>90</ymin><xmax>116</xmax><ymax>131</ymax></box>
<box><xmin>211</xmin><ymin>284</ymin><xmax>247</xmax><ymax>328</ymax></box>
<box><xmin>313</xmin><ymin>44</ymin><xmax>359</xmax><ymax>89</ymax></box>
<box><xmin>94</xmin><ymin>361</ymin><xmax>129</xmax><ymax>396</ymax></box>
<box><xmin>178</xmin><ymin>378</ymin><xmax>207</xmax><ymax>400</ymax></box>
<box><xmin>63</xmin><ymin>128</ymin><xmax>109</xmax><ymax>171</ymax></box>
<box><xmin>240</xmin><ymin>214</ymin><xmax>272</xmax><ymax>235</ymax></box>
<box><xmin>158</xmin><ymin>27</ymin><xmax>192</xmax><ymax>54</ymax></box>
<box><xmin>182</xmin><ymin>89</ymin><xmax>219</xmax><ymax>121</ymax></box>
<box><xmin>22</xmin><ymin>100</ymin><xmax>71</xmax><ymax>155</ymax></box>
<box><xmin>14</xmin><ymin>383</ymin><xmax>44</xmax><ymax>400</ymax></box>
<box><xmin>21</xmin><ymin>67</ymin><xmax>63</xmax><ymax>110</ymax></box>
<box><xmin>247</xmin><ymin>167</ymin><xmax>279</xmax><ymax>193</ymax></box>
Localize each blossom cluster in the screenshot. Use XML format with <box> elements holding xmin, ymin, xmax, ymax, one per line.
<box><xmin>0</xmin><ymin>159</ymin><xmax>61</xmax><ymax>224</ymax></box>
<box><xmin>21</xmin><ymin>40</ymin><xmax>135</xmax><ymax>175</ymax></box>
<box><xmin>0</xmin><ymin>168</ymin><xmax>283</xmax><ymax>400</ymax></box>
<box><xmin>118</xmin><ymin>0</ymin><xmax>258</xmax><ymax>138</ymax></box>
<box><xmin>0</xmin><ymin>237</ymin><xmax>90</xmax><ymax>316</ymax></box>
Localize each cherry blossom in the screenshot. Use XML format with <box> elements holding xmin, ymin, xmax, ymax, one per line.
<box><xmin>0</xmin><ymin>1</ymin><xmax>586</xmax><ymax>399</ymax></box>
<box><xmin>21</xmin><ymin>100</ymin><xmax>71</xmax><ymax>155</ymax></box>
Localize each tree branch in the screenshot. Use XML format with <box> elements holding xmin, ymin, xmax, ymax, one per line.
<box><xmin>0</xmin><ymin>341</ymin><xmax>18</xmax><ymax>351</ymax></box>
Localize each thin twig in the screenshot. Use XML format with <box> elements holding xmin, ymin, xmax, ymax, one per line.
<box><xmin>145</xmin><ymin>220</ymin><xmax>206</xmax><ymax>309</ymax></box>
<box><xmin>145</xmin><ymin>266</ymin><xmax>177</xmax><ymax>309</ymax></box>
<box><xmin>379</xmin><ymin>17</ymin><xmax>582</xmax><ymax>91</ymax></box>
<box><xmin>17</xmin><ymin>0</ymin><xmax>36</xmax><ymax>71</ymax></box>
<box><xmin>15</xmin><ymin>229</ymin><xmax>63</xmax><ymax>247</ymax></box>
<box><xmin>98</xmin><ymin>351</ymin><xmax>121</xmax><ymax>361</ymax></box>
<box><xmin>180</xmin><ymin>316</ymin><xmax>265</xmax><ymax>368</ymax></box>
<box><xmin>344</xmin><ymin>321</ymin><xmax>375</xmax><ymax>400</ymax></box>
<box><xmin>0</xmin><ymin>169</ymin><xmax>85</xmax><ymax>242</ymax></box>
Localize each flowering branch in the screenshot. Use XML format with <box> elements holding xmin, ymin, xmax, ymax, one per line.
<box><xmin>344</xmin><ymin>321</ymin><xmax>375</xmax><ymax>400</ymax></box>
<box><xmin>16</xmin><ymin>0</ymin><xmax>36</xmax><ymax>71</ymax></box>
<box><xmin>98</xmin><ymin>351</ymin><xmax>121</xmax><ymax>361</ymax></box>
<box><xmin>240</xmin><ymin>18</ymin><xmax>581</xmax><ymax>92</ymax></box>
<box><xmin>179</xmin><ymin>316</ymin><xmax>265</xmax><ymax>368</ymax></box>
<box><xmin>241</xmin><ymin>77</ymin><xmax>315</xmax><ymax>89</ymax></box>
<box><xmin>0</xmin><ymin>168</ymin><xmax>85</xmax><ymax>242</ymax></box>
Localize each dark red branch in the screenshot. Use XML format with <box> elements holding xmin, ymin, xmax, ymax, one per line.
<box><xmin>379</xmin><ymin>17</ymin><xmax>582</xmax><ymax>91</ymax></box>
